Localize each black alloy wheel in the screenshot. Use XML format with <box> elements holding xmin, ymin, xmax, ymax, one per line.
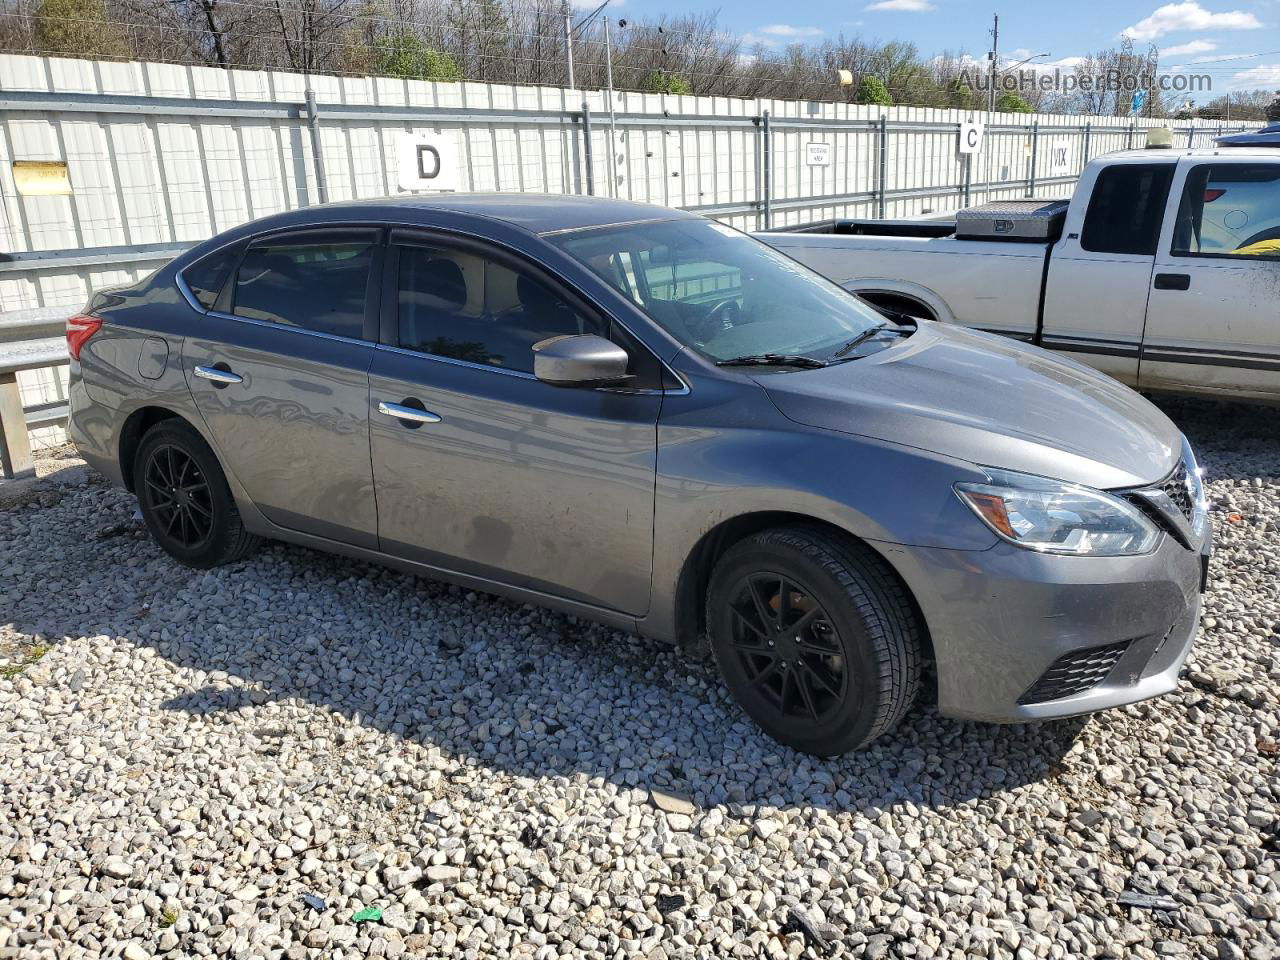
<box><xmin>707</xmin><ymin>526</ymin><xmax>922</xmax><ymax>756</ymax></box>
<box><xmin>133</xmin><ymin>419</ymin><xmax>261</xmax><ymax>568</ymax></box>
<box><xmin>726</xmin><ymin>572</ymin><xmax>848</xmax><ymax>724</ymax></box>
<box><xmin>142</xmin><ymin>443</ymin><xmax>215</xmax><ymax>551</ymax></box>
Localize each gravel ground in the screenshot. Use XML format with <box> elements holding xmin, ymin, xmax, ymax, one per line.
<box><xmin>0</xmin><ymin>397</ymin><xmax>1276</xmax><ymax>960</ymax></box>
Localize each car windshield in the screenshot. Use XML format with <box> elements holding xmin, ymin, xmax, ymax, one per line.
<box><xmin>548</xmin><ymin>218</ymin><xmax>888</xmax><ymax>364</ymax></box>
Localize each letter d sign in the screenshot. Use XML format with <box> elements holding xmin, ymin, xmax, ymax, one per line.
<box><xmin>397</xmin><ymin>133</ymin><xmax>460</xmax><ymax>192</ymax></box>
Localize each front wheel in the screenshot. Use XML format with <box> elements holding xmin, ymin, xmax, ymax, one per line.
<box><xmin>706</xmin><ymin>526</ymin><xmax>922</xmax><ymax>756</ymax></box>
<box><xmin>134</xmin><ymin>420</ymin><xmax>261</xmax><ymax>569</ymax></box>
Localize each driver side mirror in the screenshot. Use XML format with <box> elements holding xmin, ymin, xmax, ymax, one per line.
<box><xmin>533</xmin><ymin>334</ymin><xmax>631</xmax><ymax>387</ymax></box>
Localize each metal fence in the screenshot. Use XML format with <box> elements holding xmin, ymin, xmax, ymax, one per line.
<box><xmin>0</xmin><ymin>53</ymin><xmax>1245</xmax><ymax>316</ymax></box>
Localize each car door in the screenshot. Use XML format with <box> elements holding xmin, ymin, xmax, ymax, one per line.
<box><xmin>1039</xmin><ymin>161</ymin><xmax>1174</xmax><ymax>385</ymax></box>
<box><xmin>184</xmin><ymin>226</ymin><xmax>382</xmax><ymax>549</ymax></box>
<box><xmin>368</xmin><ymin>230</ymin><xmax>661</xmax><ymax>615</ymax></box>
<box><xmin>1143</xmin><ymin>157</ymin><xmax>1280</xmax><ymax>401</ymax></box>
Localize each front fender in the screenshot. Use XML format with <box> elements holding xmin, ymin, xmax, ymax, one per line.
<box><xmin>641</xmin><ymin>387</ymin><xmax>997</xmax><ymax>643</ymax></box>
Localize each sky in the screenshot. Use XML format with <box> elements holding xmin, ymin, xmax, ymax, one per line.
<box><xmin>597</xmin><ymin>0</ymin><xmax>1280</xmax><ymax>103</ymax></box>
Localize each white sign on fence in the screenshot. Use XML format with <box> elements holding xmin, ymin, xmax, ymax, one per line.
<box><xmin>1047</xmin><ymin>139</ymin><xmax>1072</xmax><ymax>176</ymax></box>
<box><xmin>397</xmin><ymin>133</ymin><xmax>461</xmax><ymax>192</ymax></box>
<box><xmin>958</xmin><ymin>122</ymin><xmax>985</xmax><ymax>155</ymax></box>
<box><xmin>805</xmin><ymin>142</ymin><xmax>832</xmax><ymax>167</ymax></box>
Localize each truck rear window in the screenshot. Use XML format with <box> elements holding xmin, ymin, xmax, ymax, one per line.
<box><xmin>1080</xmin><ymin>164</ymin><xmax>1174</xmax><ymax>257</ymax></box>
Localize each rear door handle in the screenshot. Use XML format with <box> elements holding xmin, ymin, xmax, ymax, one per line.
<box><xmin>1153</xmin><ymin>273</ymin><xmax>1191</xmax><ymax>291</ymax></box>
<box><xmin>377</xmin><ymin>400</ymin><xmax>442</xmax><ymax>425</ymax></box>
<box><xmin>194</xmin><ymin>364</ymin><xmax>243</xmax><ymax>385</ymax></box>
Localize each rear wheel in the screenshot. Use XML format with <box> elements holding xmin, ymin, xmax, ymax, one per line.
<box><xmin>706</xmin><ymin>526</ymin><xmax>921</xmax><ymax>756</ymax></box>
<box><xmin>134</xmin><ymin>420</ymin><xmax>260</xmax><ymax>568</ymax></box>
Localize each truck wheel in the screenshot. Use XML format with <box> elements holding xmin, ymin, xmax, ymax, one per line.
<box><xmin>134</xmin><ymin>420</ymin><xmax>261</xmax><ymax>569</ymax></box>
<box><xmin>706</xmin><ymin>526</ymin><xmax>921</xmax><ymax>756</ymax></box>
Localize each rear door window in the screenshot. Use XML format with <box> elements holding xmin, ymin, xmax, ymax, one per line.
<box><xmin>232</xmin><ymin>231</ymin><xmax>379</xmax><ymax>339</ymax></box>
<box><xmin>1080</xmin><ymin>164</ymin><xmax>1174</xmax><ymax>256</ymax></box>
<box><xmin>1171</xmin><ymin>163</ymin><xmax>1280</xmax><ymax>258</ymax></box>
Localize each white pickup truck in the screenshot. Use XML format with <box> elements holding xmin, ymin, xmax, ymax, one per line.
<box><xmin>759</xmin><ymin>145</ymin><xmax>1280</xmax><ymax>403</ymax></box>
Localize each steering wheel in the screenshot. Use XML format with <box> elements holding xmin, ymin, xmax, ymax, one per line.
<box><xmin>692</xmin><ymin>298</ymin><xmax>741</xmax><ymax>341</ymax></box>
<box><xmin>1239</xmin><ymin>225</ymin><xmax>1280</xmax><ymax>249</ymax></box>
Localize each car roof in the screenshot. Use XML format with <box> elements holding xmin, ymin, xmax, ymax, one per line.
<box><xmin>1214</xmin><ymin>130</ymin><xmax>1280</xmax><ymax>147</ymax></box>
<box><xmin>1100</xmin><ymin>146</ymin><xmax>1280</xmax><ymax>163</ymax></box>
<box><xmin>324</xmin><ymin>192</ymin><xmax>698</xmax><ymax>235</ymax></box>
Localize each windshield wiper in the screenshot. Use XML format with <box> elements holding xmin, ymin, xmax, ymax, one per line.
<box><xmin>715</xmin><ymin>354</ymin><xmax>829</xmax><ymax>369</ymax></box>
<box><xmin>828</xmin><ymin>325</ymin><xmax>891</xmax><ymax>361</ymax></box>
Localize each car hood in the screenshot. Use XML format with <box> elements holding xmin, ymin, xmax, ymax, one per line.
<box><xmin>759</xmin><ymin>322</ymin><xmax>1181</xmax><ymax>489</ymax></box>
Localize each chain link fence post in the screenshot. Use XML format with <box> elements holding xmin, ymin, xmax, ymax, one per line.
<box><xmin>580</xmin><ymin>102</ymin><xmax>595</xmax><ymax>196</ymax></box>
<box><xmin>304</xmin><ymin>88</ymin><xmax>329</xmax><ymax>205</ymax></box>
<box><xmin>761</xmin><ymin>110</ymin><xmax>772</xmax><ymax>230</ymax></box>
<box><xmin>877</xmin><ymin>116</ymin><xmax>887</xmax><ymax>219</ymax></box>
<box><xmin>1027</xmin><ymin>120</ymin><xmax>1039</xmax><ymax>198</ymax></box>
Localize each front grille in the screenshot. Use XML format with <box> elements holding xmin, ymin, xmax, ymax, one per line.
<box><xmin>1018</xmin><ymin>641</ymin><xmax>1131</xmax><ymax>705</ymax></box>
<box><xmin>1159</xmin><ymin>460</ymin><xmax>1194</xmax><ymax>522</ymax></box>
<box><xmin>1123</xmin><ymin>457</ymin><xmax>1197</xmax><ymax>542</ymax></box>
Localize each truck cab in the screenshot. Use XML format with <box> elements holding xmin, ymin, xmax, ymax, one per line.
<box><xmin>760</xmin><ymin>146</ymin><xmax>1280</xmax><ymax>403</ymax></box>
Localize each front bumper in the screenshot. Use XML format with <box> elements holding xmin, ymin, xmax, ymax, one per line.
<box><xmin>876</xmin><ymin>524</ymin><xmax>1211</xmax><ymax>723</ymax></box>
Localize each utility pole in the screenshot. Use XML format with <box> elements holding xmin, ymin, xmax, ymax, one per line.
<box><xmin>987</xmin><ymin>13</ymin><xmax>999</xmax><ymax>112</ymax></box>
<box><xmin>563</xmin><ymin>0</ymin><xmax>576</xmax><ymax>89</ymax></box>
<box><xmin>985</xmin><ymin>13</ymin><xmax>998</xmax><ymax>203</ymax></box>
<box><xmin>604</xmin><ymin>15</ymin><xmax>618</xmax><ymax>197</ymax></box>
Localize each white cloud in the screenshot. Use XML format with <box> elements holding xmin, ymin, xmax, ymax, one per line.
<box><xmin>759</xmin><ymin>23</ymin><xmax>824</xmax><ymax>37</ymax></box>
<box><xmin>1160</xmin><ymin>38</ymin><xmax>1217</xmax><ymax>57</ymax></box>
<box><xmin>1231</xmin><ymin>63</ymin><xmax>1280</xmax><ymax>89</ymax></box>
<box><xmin>865</xmin><ymin>0</ymin><xmax>934</xmax><ymax>11</ymax></box>
<box><xmin>1121</xmin><ymin>2</ymin><xmax>1261</xmax><ymax>42</ymax></box>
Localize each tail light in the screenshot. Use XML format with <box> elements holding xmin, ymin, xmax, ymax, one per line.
<box><xmin>66</xmin><ymin>314</ymin><xmax>102</xmax><ymax>361</ymax></box>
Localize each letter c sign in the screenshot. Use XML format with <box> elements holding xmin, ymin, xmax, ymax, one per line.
<box><xmin>958</xmin><ymin>122</ymin><xmax>985</xmax><ymax>155</ymax></box>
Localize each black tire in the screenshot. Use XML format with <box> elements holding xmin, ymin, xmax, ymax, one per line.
<box><xmin>133</xmin><ymin>419</ymin><xmax>261</xmax><ymax>569</ymax></box>
<box><xmin>706</xmin><ymin>526</ymin><xmax>921</xmax><ymax>756</ymax></box>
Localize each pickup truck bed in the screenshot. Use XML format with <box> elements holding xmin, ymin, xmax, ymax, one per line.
<box><xmin>757</xmin><ymin>146</ymin><xmax>1280</xmax><ymax>403</ymax></box>
<box><xmin>762</xmin><ymin>229</ymin><xmax>1054</xmax><ymax>343</ymax></box>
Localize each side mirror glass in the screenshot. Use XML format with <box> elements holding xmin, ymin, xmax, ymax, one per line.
<box><xmin>533</xmin><ymin>334</ymin><xmax>631</xmax><ymax>387</ymax></box>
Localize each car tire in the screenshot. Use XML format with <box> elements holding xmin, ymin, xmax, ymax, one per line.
<box><xmin>133</xmin><ymin>419</ymin><xmax>261</xmax><ymax>569</ymax></box>
<box><xmin>706</xmin><ymin>526</ymin><xmax>921</xmax><ymax>756</ymax></box>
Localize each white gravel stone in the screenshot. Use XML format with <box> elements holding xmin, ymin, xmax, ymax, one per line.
<box><xmin>0</xmin><ymin>400</ymin><xmax>1277</xmax><ymax>960</ymax></box>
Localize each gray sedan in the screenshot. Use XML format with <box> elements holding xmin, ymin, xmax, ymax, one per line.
<box><xmin>66</xmin><ymin>194</ymin><xmax>1212</xmax><ymax>755</ymax></box>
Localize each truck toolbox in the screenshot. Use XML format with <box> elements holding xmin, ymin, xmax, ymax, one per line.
<box><xmin>954</xmin><ymin>200</ymin><xmax>1069</xmax><ymax>243</ymax></box>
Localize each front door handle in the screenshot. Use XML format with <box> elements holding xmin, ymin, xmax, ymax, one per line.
<box><xmin>194</xmin><ymin>364</ymin><xmax>243</xmax><ymax>385</ymax></box>
<box><xmin>377</xmin><ymin>400</ymin><xmax>442</xmax><ymax>426</ymax></box>
<box><xmin>1154</xmin><ymin>273</ymin><xmax>1191</xmax><ymax>291</ymax></box>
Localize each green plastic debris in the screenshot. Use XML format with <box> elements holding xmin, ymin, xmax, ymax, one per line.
<box><xmin>351</xmin><ymin>907</ymin><xmax>382</xmax><ymax>925</ymax></box>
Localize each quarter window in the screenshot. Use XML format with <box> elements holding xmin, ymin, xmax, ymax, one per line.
<box><xmin>181</xmin><ymin>245</ymin><xmax>238</xmax><ymax>310</ymax></box>
<box><xmin>232</xmin><ymin>234</ymin><xmax>377</xmax><ymax>339</ymax></box>
<box><xmin>1080</xmin><ymin>164</ymin><xmax>1174</xmax><ymax>256</ymax></box>
<box><xmin>1171</xmin><ymin>163</ymin><xmax>1280</xmax><ymax>259</ymax></box>
<box><xmin>396</xmin><ymin>245</ymin><xmax>602</xmax><ymax>374</ymax></box>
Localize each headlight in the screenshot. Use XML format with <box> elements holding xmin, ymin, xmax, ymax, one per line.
<box><xmin>1182</xmin><ymin>436</ymin><xmax>1209</xmax><ymax>536</ymax></box>
<box><xmin>955</xmin><ymin>469</ymin><xmax>1161</xmax><ymax>557</ymax></box>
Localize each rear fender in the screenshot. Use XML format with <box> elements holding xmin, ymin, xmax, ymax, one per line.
<box><xmin>844</xmin><ymin>280</ymin><xmax>955</xmax><ymax>324</ymax></box>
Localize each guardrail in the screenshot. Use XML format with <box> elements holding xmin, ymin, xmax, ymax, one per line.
<box><xmin>0</xmin><ymin>308</ymin><xmax>69</xmax><ymax>480</ymax></box>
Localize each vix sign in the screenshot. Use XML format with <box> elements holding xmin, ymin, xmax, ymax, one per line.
<box><xmin>397</xmin><ymin>133</ymin><xmax>461</xmax><ymax>192</ymax></box>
